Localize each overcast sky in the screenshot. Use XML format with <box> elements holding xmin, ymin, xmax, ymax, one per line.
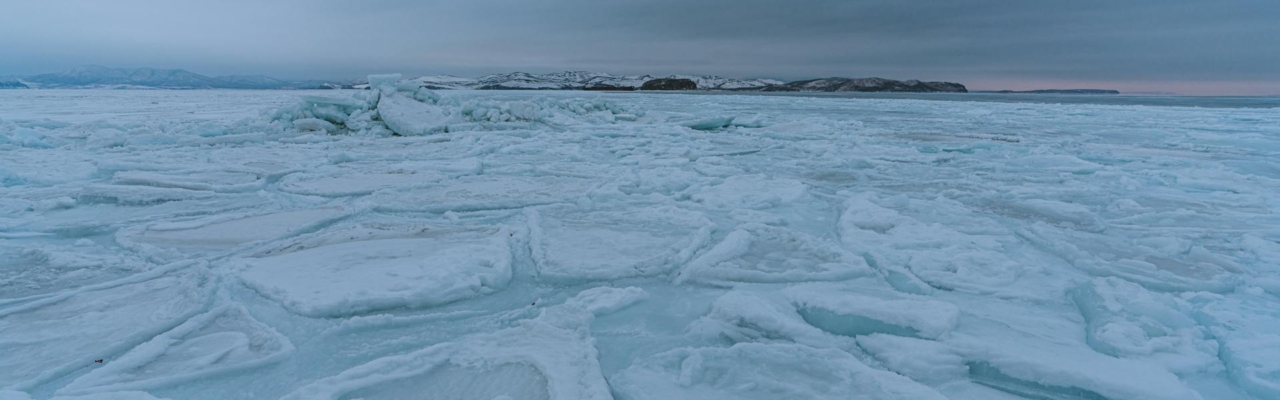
<box><xmin>2</xmin><ymin>0</ymin><xmax>1278</xmax><ymax>94</ymax></box>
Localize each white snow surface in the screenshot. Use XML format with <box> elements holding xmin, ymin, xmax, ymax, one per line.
<box><xmin>1</xmin><ymin>84</ymin><xmax>1279</xmax><ymax>400</ymax></box>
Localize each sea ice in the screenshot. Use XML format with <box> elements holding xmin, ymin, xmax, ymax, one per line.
<box><xmin>59</xmin><ymin>305</ymin><xmax>294</xmax><ymax>395</ymax></box>
<box><xmin>610</xmin><ymin>343</ymin><xmax>948</xmax><ymax>400</ymax></box>
<box><xmin>1</xmin><ymin>86</ymin><xmax>1277</xmax><ymax>399</ymax></box>
<box><xmin>236</xmin><ymin>223</ymin><xmax>513</xmax><ymax>317</ymax></box>
<box><xmin>527</xmin><ymin>204</ymin><xmax>713</xmax><ymax>282</ymax></box>
<box><xmin>0</xmin><ymin>264</ymin><xmax>214</xmax><ymax>389</ymax></box>
<box><xmin>676</xmin><ymin>223</ymin><xmax>874</xmax><ymax>285</ymax></box>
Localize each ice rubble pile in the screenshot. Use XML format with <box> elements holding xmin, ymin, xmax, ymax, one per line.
<box><xmin>2</xmin><ymin>88</ymin><xmax>1280</xmax><ymax>400</ymax></box>
<box><xmin>270</xmin><ymin>74</ymin><xmax>645</xmax><ymax>136</ymax></box>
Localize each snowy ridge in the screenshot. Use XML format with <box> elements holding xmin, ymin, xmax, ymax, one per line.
<box><xmin>19</xmin><ymin>66</ymin><xmax>357</xmax><ymax>89</ymax></box>
<box><xmin>429</xmin><ymin>71</ymin><xmax>784</xmax><ymax>90</ymax></box>
<box><xmin>1</xmin><ymin>82</ymin><xmax>1279</xmax><ymax>399</ymax></box>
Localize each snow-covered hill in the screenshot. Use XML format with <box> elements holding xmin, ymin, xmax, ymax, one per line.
<box><xmin>0</xmin><ymin>79</ymin><xmax>28</xmax><ymax>89</ymax></box>
<box><xmin>431</xmin><ymin>71</ymin><xmax>785</xmax><ymax>91</ymax></box>
<box><xmin>21</xmin><ymin>66</ymin><xmax>356</xmax><ymax>89</ymax></box>
<box><xmin>765</xmin><ymin>77</ymin><xmax>967</xmax><ymax>93</ymax></box>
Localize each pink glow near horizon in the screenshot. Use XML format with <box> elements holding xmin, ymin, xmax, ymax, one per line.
<box><xmin>964</xmin><ymin>78</ymin><xmax>1280</xmax><ymax>96</ymax></box>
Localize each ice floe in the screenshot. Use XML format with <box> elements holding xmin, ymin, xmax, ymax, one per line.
<box><xmin>236</xmin><ymin>223</ymin><xmax>514</xmax><ymax>317</ymax></box>
<box><xmin>2</xmin><ymin>86</ymin><xmax>1278</xmax><ymax>399</ymax></box>
<box><xmin>58</xmin><ymin>305</ymin><xmax>293</xmax><ymax>395</ymax></box>
<box><xmin>527</xmin><ymin>204</ymin><xmax>713</xmax><ymax>282</ymax></box>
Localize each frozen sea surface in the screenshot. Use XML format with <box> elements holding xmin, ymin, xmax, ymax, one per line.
<box><xmin>1</xmin><ymin>86</ymin><xmax>1279</xmax><ymax>400</ymax></box>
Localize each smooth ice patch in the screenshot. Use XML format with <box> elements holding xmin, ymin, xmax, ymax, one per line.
<box><xmin>610</xmin><ymin>343</ymin><xmax>947</xmax><ymax>400</ymax></box>
<box><xmin>118</xmin><ymin>207</ymin><xmax>346</xmax><ymax>254</ymax></box>
<box><xmin>527</xmin><ymin>204</ymin><xmax>713</xmax><ymax>282</ymax></box>
<box><xmin>281</xmin><ymin>287</ymin><xmax>637</xmax><ymax>400</ymax></box>
<box><xmin>112</xmin><ymin>170</ymin><xmax>263</xmax><ymax>193</ymax></box>
<box><xmin>60</xmin><ymin>304</ymin><xmax>294</xmax><ymax>395</ymax></box>
<box><xmin>237</xmin><ymin>225</ymin><xmax>513</xmax><ymax>317</ymax></box>
<box><xmin>0</xmin><ymin>243</ymin><xmax>149</xmax><ymax>302</ymax></box>
<box><xmin>1</xmin><ymin>391</ymin><xmax>175</xmax><ymax>400</ymax></box>
<box><xmin>277</xmin><ymin>170</ymin><xmax>446</xmax><ymax>197</ymax></box>
<box><xmin>0</xmin><ymin>264</ymin><xmax>214</xmax><ymax>389</ymax></box>
<box><xmin>951</xmin><ymin>332</ymin><xmax>1205</xmax><ymax>400</ymax></box>
<box><xmin>371</xmin><ymin>175</ymin><xmax>595</xmax><ymax>213</ymax></box>
<box><xmin>342</xmin><ymin>363</ymin><xmax>550</xmax><ymax>400</ymax></box>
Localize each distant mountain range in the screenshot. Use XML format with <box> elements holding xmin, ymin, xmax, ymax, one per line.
<box><xmin>5</xmin><ymin>66</ymin><xmax>358</xmax><ymax>89</ymax></box>
<box><xmin>405</xmin><ymin>72</ymin><xmax>968</xmax><ymax>92</ymax></box>
<box><xmin>405</xmin><ymin>71</ymin><xmax>787</xmax><ymax>91</ymax></box>
<box><xmin>2</xmin><ymin>66</ymin><xmax>972</xmax><ymax>93</ymax></box>
<box><xmin>762</xmin><ymin>77</ymin><xmax>967</xmax><ymax>93</ymax></box>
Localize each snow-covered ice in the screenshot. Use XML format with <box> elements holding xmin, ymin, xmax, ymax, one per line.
<box><xmin>1</xmin><ymin>85</ymin><xmax>1279</xmax><ymax>400</ymax></box>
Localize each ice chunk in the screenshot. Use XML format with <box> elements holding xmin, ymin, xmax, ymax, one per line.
<box><xmin>377</xmin><ymin>93</ymin><xmax>450</xmax><ymax>136</ymax></box>
<box><xmin>1070</xmin><ymin>277</ymin><xmax>1218</xmax><ymax>374</ymax></box>
<box><xmin>691</xmin><ymin>285</ymin><xmax>955</xmax><ymax>351</ymax></box>
<box><xmin>676</xmin><ymin>223</ymin><xmax>873</xmax><ymax>285</ymax></box>
<box><xmin>59</xmin><ymin>305</ymin><xmax>294</xmax><ymax>395</ymax></box>
<box><xmin>839</xmin><ymin>195</ymin><xmax>1023</xmax><ymax>294</ymax></box>
<box><xmin>906</xmin><ymin>249</ymin><xmax>1023</xmax><ymax>293</ymax></box>
<box><xmin>691</xmin><ymin>175</ymin><xmax>807</xmax><ymax>209</ymax></box>
<box><xmin>300</xmin><ymin>94</ymin><xmax>369</xmax><ymax>110</ymax></box>
<box><xmin>789</xmin><ymin>288</ymin><xmax>959</xmax><ymax>339</ymax></box>
<box><xmin>2</xmin><ymin>128</ymin><xmax>54</xmax><ymax>148</ymax></box>
<box><xmin>681</xmin><ymin>116</ymin><xmax>734</xmax><ymax>131</ymax></box>
<box><xmin>561</xmin><ymin>286</ymin><xmax>648</xmax><ymax>315</ymax></box>
<box><xmin>291</xmin><ymin>118</ymin><xmax>336</xmax><ymax>133</ymax></box>
<box><xmin>527</xmin><ymin>204</ymin><xmax>713</xmax><ymax>282</ymax></box>
<box><xmin>366</xmin><ymin>73</ymin><xmax>401</xmax><ymax>94</ymax></box>
<box><xmin>952</xmin><ymin>333</ymin><xmax>1205</xmax><ymax>400</ymax></box>
<box><xmin>967</xmin><ymin>361</ymin><xmax>1114</xmax><ymax>400</ymax></box>
<box><xmin>1020</xmin><ymin>224</ymin><xmax>1241</xmax><ymax>293</ymax></box>
<box><xmin>1218</xmin><ymin>335</ymin><xmax>1280</xmax><ymax>400</ymax></box>
<box><xmin>1191</xmin><ymin>293</ymin><xmax>1280</xmax><ymax>399</ymax></box>
<box><xmin>0</xmin><ymin>264</ymin><xmax>214</xmax><ymax>389</ymax></box>
<box><xmin>0</xmin><ymin>243</ymin><xmax>150</xmax><ymax>301</ymax></box>
<box><xmin>610</xmin><ymin>343</ymin><xmax>947</xmax><ymax>400</ymax></box>
<box><xmin>857</xmin><ymin>334</ymin><xmax>967</xmax><ymax>383</ymax></box>
<box><xmin>281</xmin><ymin>287</ymin><xmax>629</xmax><ymax>400</ymax></box>
<box><xmin>236</xmin><ymin>225</ymin><xmax>513</xmax><ymax>317</ymax></box>
<box><xmin>690</xmin><ymin>290</ymin><xmax>840</xmax><ymax>348</ymax></box>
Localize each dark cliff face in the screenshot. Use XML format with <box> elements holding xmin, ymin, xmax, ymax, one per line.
<box><xmin>0</xmin><ymin>80</ymin><xmax>28</xmax><ymax>89</ymax></box>
<box><xmin>763</xmin><ymin>77</ymin><xmax>967</xmax><ymax>93</ymax></box>
<box><xmin>641</xmin><ymin>78</ymin><xmax>698</xmax><ymax>91</ymax></box>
